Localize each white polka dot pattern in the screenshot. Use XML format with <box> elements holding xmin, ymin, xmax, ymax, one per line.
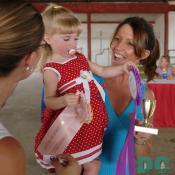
<box><xmin>35</xmin><ymin>53</ymin><xmax>108</xmax><ymax>167</ymax></box>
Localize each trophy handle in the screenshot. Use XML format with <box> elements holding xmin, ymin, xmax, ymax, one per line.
<box><xmin>142</xmin><ymin>98</ymin><xmax>156</xmax><ymax>127</ymax></box>
<box><xmin>148</xmin><ymin>100</ymin><xmax>156</xmax><ymax>119</ymax></box>
<box><xmin>148</xmin><ymin>90</ymin><xmax>156</xmax><ymax>117</ymax></box>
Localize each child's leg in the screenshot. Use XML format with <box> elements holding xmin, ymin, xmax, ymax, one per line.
<box><xmin>83</xmin><ymin>159</ymin><xmax>101</xmax><ymax>175</ymax></box>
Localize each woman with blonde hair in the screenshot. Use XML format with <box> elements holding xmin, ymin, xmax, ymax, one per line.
<box><xmin>0</xmin><ymin>3</ymin><xmax>81</xmax><ymax>175</ymax></box>
<box><xmin>156</xmin><ymin>55</ymin><xmax>175</xmax><ymax>79</ymax></box>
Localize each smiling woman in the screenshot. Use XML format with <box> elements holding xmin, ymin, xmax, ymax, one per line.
<box><xmin>0</xmin><ymin>3</ymin><xmax>44</xmax><ymax>107</ymax></box>
<box><xmin>97</xmin><ymin>16</ymin><xmax>160</xmax><ymax>175</ymax></box>
<box><xmin>0</xmin><ymin>3</ymin><xmax>83</xmax><ymax>175</ymax></box>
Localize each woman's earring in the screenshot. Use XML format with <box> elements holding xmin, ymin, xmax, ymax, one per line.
<box><xmin>26</xmin><ymin>66</ymin><xmax>30</xmax><ymax>71</ymax></box>
<box><xmin>26</xmin><ymin>66</ymin><xmax>33</xmax><ymax>73</ymax></box>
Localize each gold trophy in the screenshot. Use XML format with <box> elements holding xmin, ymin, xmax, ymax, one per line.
<box><xmin>135</xmin><ymin>99</ymin><xmax>158</xmax><ymax>135</ymax></box>
<box><xmin>142</xmin><ymin>99</ymin><xmax>156</xmax><ymax>128</ymax></box>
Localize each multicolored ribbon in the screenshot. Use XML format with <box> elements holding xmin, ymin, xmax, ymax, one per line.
<box><xmin>59</xmin><ymin>70</ymin><xmax>105</xmax><ymax>103</ymax></box>
<box><xmin>116</xmin><ymin>66</ymin><xmax>142</xmax><ymax>175</ymax></box>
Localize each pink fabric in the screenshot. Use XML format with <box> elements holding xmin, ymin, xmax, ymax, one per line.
<box><xmin>38</xmin><ymin>92</ymin><xmax>93</xmax><ymax>155</ymax></box>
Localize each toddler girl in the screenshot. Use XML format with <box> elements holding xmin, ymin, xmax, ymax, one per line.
<box><xmin>35</xmin><ymin>4</ymin><xmax>133</xmax><ymax>175</ymax></box>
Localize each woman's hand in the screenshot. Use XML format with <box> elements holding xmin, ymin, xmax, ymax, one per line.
<box><xmin>51</xmin><ymin>154</ymin><xmax>82</xmax><ymax>175</ymax></box>
<box><xmin>135</xmin><ymin>121</ymin><xmax>152</xmax><ymax>156</ymax></box>
<box><xmin>135</xmin><ymin>120</ymin><xmax>152</xmax><ymax>144</ymax></box>
<box><xmin>167</xmin><ymin>75</ymin><xmax>174</xmax><ymax>80</ymax></box>
<box><xmin>134</xmin><ymin>131</ymin><xmax>151</xmax><ymax>145</ymax></box>
<box><xmin>63</xmin><ymin>93</ymin><xmax>80</xmax><ymax>107</ymax></box>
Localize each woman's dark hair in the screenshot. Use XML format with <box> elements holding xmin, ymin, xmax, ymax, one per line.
<box><xmin>111</xmin><ymin>16</ymin><xmax>160</xmax><ymax>81</ymax></box>
<box><xmin>0</xmin><ymin>3</ymin><xmax>44</xmax><ymax>76</ymax></box>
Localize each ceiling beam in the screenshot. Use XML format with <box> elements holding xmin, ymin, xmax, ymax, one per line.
<box><xmin>33</xmin><ymin>2</ymin><xmax>175</xmax><ymax>13</ymax></box>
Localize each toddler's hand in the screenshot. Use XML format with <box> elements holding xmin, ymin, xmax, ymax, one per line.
<box><xmin>122</xmin><ymin>61</ymin><xmax>138</xmax><ymax>74</ymax></box>
<box><xmin>63</xmin><ymin>93</ymin><xmax>80</xmax><ymax>107</ymax></box>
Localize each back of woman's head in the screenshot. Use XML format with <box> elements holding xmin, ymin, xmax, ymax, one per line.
<box><xmin>112</xmin><ymin>16</ymin><xmax>160</xmax><ymax>81</ymax></box>
<box><xmin>0</xmin><ymin>3</ymin><xmax>44</xmax><ymax>76</ymax></box>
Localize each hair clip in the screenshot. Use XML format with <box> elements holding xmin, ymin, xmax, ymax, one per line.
<box><xmin>53</xmin><ymin>6</ymin><xmax>60</xmax><ymax>9</ymax></box>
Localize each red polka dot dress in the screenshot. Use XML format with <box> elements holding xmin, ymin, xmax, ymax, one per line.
<box><xmin>35</xmin><ymin>53</ymin><xmax>108</xmax><ymax>169</ymax></box>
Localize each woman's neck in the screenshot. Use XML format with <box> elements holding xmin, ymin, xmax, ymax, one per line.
<box><xmin>105</xmin><ymin>74</ymin><xmax>128</xmax><ymax>87</ymax></box>
<box><xmin>104</xmin><ymin>74</ymin><xmax>131</xmax><ymax>116</ymax></box>
<box><xmin>0</xmin><ymin>76</ymin><xmax>17</xmax><ymax>108</ymax></box>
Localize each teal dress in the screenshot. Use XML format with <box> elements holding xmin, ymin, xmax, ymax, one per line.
<box><xmin>93</xmin><ymin>75</ymin><xmax>146</xmax><ymax>175</ymax></box>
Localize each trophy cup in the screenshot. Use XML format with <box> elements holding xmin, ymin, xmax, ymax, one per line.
<box><xmin>128</xmin><ymin>66</ymin><xmax>158</xmax><ymax>135</ymax></box>
<box><xmin>135</xmin><ymin>99</ymin><xmax>158</xmax><ymax>135</ymax></box>
<box><xmin>142</xmin><ymin>99</ymin><xmax>156</xmax><ymax>127</ymax></box>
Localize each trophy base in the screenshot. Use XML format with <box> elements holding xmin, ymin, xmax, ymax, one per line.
<box><xmin>135</xmin><ymin>125</ymin><xmax>158</xmax><ymax>135</ymax></box>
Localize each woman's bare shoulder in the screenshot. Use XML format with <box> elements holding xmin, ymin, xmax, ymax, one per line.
<box><xmin>0</xmin><ymin>137</ymin><xmax>26</xmax><ymax>175</ymax></box>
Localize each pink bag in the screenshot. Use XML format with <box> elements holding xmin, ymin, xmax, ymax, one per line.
<box><xmin>38</xmin><ymin>92</ymin><xmax>93</xmax><ymax>156</ymax></box>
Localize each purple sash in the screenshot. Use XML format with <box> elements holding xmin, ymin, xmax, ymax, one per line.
<box><xmin>116</xmin><ymin>67</ymin><xmax>142</xmax><ymax>175</ymax></box>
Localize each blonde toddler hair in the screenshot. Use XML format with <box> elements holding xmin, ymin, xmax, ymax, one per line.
<box><xmin>38</xmin><ymin>4</ymin><xmax>82</xmax><ymax>71</ymax></box>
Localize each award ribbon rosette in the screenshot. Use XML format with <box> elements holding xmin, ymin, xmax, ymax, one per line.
<box><xmin>116</xmin><ymin>67</ymin><xmax>142</xmax><ymax>175</ymax></box>
<box><xmin>38</xmin><ymin>91</ymin><xmax>93</xmax><ymax>163</ymax></box>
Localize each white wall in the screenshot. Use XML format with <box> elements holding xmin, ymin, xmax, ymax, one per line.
<box><xmin>77</xmin><ymin>13</ymin><xmax>165</xmax><ymax>66</ymax></box>
<box><xmin>153</xmin><ymin>14</ymin><xmax>164</xmax><ymax>58</ymax></box>
<box><xmin>168</xmin><ymin>11</ymin><xmax>175</xmax><ymax>64</ymax></box>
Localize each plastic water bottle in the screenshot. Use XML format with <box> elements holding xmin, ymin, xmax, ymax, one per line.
<box><xmin>162</xmin><ymin>69</ymin><xmax>167</xmax><ymax>79</ymax></box>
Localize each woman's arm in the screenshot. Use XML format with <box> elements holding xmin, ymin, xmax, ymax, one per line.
<box><xmin>0</xmin><ymin>137</ymin><xmax>26</xmax><ymax>175</ymax></box>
